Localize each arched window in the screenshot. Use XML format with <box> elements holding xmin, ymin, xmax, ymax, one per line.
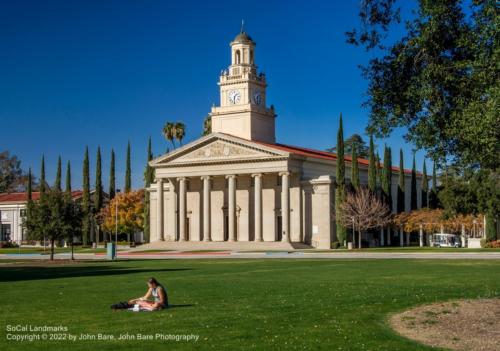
<box><xmin>250</xmin><ymin>50</ymin><xmax>254</xmax><ymax>64</ymax></box>
<box><xmin>235</xmin><ymin>50</ymin><xmax>241</xmax><ymax>64</ymax></box>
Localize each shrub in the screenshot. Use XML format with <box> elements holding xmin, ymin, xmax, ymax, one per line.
<box><xmin>0</xmin><ymin>242</ymin><xmax>19</xmax><ymax>248</ymax></box>
<box><xmin>331</xmin><ymin>241</ymin><xmax>341</xmax><ymax>249</ymax></box>
<box><xmin>484</xmin><ymin>240</ymin><xmax>500</xmax><ymax>248</ymax></box>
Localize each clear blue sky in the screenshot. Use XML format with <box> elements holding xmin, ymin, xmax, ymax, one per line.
<box><xmin>0</xmin><ymin>0</ymin><xmax>424</xmax><ymax>190</ymax></box>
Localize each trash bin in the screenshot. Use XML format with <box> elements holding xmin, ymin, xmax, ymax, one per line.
<box><xmin>107</xmin><ymin>243</ymin><xmax>116</xmax><ymax>260</ymax></box>
<box><xmin>347</xmin><ymin>242</ymin><xmax>353</xmax><ymax>250</ymax></box>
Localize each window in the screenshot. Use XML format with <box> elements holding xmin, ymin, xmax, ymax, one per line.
<box><xmin>250</xmin><ymin>50</ymin><xmax>254</xmax><ymax>64</ymax></box>
<box><xmin>277</xmin><ymin>175</ymin><xmax>282</xmax><ymax>187</ymax></box>
<box><xmin>235</xmin><ymin>50</ymin><xmax>241</xmax><ymax>64</ymax></box>
<box><xmin>20</xmin><ymin>209</ymin><xmax>27</xmax><ymax>217</ymax></box>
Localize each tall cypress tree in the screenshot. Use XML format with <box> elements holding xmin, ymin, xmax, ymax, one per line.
<box><xmin>143</xmin><ymin>137</ymin><xmax>155</xmax><ymax>243</ymax></box>
<box><xmin>380</xmin><ymin>146</ymin><xmax>392</xmax><ymax>207</ymax></box>
<box><xmin>27</xmin><ymin>168</ymin><xmax>32</xmax><ymax>201</ymax></box>
<box><xmin>65</xmin><ymin>161</ymin><xmax>72</xmax><ymax>201</ymax></box>
<box><xmin>351</xmin><ymin>146</ymin><xmax>360</xmax><ymax>190</ymax></box>
<box><xmin>368</xmin><ymin>135</ymin><xmax>376</xmax><ymax>192</ymax></box>
<box><xmin>397</xmin><ymin>149</ymin><xmax>405</xmax><ymax>213</ymax></box>
<box><xmin>40</xmin><ymin>156</ymin><xmax>46</xmax><ymax>196</ymax></box>
<box><xmin>82</xmin><ymin>147</ymin><xmax>90</xmax><ymax>246</ymax></box>
<box><xmin>410</xmin><ymin>154</ymin><xmax>417</xmax><ymax>210</ymax></box>
<box><xmin>94</xmin><ymin>147</ymin><xmax>103</xmax><ymax>212</ymax></box>
<box><xmin>382</xmin><ymin>146</ymin><xmax>392</xmax><ymax>211</ymax></box>
<box><xmin>109</xmin><ymin>149</ymin><xmax>116</xmax><ymax>199</ymax></box>
<box><xmin>429</xmin><ymin>161</ymin><xmax>438</xmax><ymax>209</ymax></box>
<box><xmin>335</xmin><ymin>114</ymin><xmax>346</xmax><ymax>244</ymax></box>
<box><xmin>125</xmin><ymin>142</ymin><xmax>131</xmax><ymax>193</ymax></box>
<box><xmin>421</xmin><ymin>160</ymin><xmax>428</xmax><ymax>208</ymax></box>
<box><xmin>55</xmin><ymin>156</ymin><xmax>62</xmax><ymax>191</ymax></box>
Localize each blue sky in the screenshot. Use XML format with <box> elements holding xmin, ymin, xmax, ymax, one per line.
<box><xmin>0</xmin><ymin>0</ymin><xmax>424</xmax><ymax>190</ymax></box>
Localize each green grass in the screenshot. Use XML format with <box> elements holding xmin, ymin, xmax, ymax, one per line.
<box><xmin>0</xmin><ymin>259</ymin><xmax>499</xmax><ymax>351</ymax></box>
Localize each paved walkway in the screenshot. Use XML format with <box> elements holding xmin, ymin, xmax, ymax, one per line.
<box><xmin>1</xmin><ymin>251</ymin><xmax>500</xmax><ymax>260</ymax></box>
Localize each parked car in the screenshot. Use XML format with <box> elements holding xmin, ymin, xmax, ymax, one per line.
<box><xmin>431</xmin><ymin>233</ymin><xmax>462</xmax><ymax>248</ymax></box>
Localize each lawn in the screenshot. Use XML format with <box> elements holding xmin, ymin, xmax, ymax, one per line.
<box><xmin>0</xmin><ymin>259</ymin><xmax>499</xmax><ymax>351</ymax></box>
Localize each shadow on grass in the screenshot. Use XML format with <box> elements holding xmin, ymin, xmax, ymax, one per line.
<box><xmin>0</xmin><ymin>265</ymin><xmax>192</xmax><ymax>283</ymax></box>
<box><xmin>168</xmin><ymin>304</ymin><xmax>194</xmax><ymax>309</ymax></box>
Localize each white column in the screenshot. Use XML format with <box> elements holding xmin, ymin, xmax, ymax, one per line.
<box><xmin>227</xmin><ymin>175</ymin><xmax>236</xmax><ymax>241</ymax></box>
<box><xmin>178</xmin><ymin>177</ymin><xmax>187</xmax><ymax>241</ymax></box>
<box><xmin>280</xmin><ymin>172</ymin><xmax>290</xmax><ymax>243</ymax></box>
<box><xmin>202</xmin><ymin>176</ymin><xmax>211</xmax><ymax>241</ymax></box>
<box><xmin>399</xmin><ymin>227</ymin><xmax>404</xmax><ymax>247</ymax></box>
<box><xmin>156</xmin><ymin>179</ymin><xmax>164</xmax><ymax>241</ymax></box>
<box><xmin>406</xmin><ymin>231</ymin><xmax>410</xmax><ymax>246</ymax></box>
<box><xmin>253</xmin><ymin>174</ymin><xmax>263</xmax><ymax>242</ymax></box>
<box><xmin>419</xmin><ymin>224</ymin><xmax>424</xmax><ymax>247</ymax></box>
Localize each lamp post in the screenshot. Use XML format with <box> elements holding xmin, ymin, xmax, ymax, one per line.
<box><xmin>115</xmin><ymin>189</ymin><xmax>120</xmax><ymax>258</ymax></box>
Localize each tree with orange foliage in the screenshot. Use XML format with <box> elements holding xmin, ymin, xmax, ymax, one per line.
<box><xmin>99</xmin><ymin>190</ymin><xmax>145</xmax><ymax>243</ymax></box>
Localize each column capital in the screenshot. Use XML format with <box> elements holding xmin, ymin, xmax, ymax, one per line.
<box><xmin>279</xmin><ymin>171</ymin><xmax>290</xmax><ymax>177</ymax></box>
<box><xmin>200</xmin><ymin>175</ymin><xmax>211</xmax><ymax>181</ymax></box>
<box><xmin>225</xmin><ymin>174</ymin><xmax>236</xmax><ymax>179</ymax></box>
<box><xmin>155</xmin><ymin>177</ymin><xmax>164</xmax><ymax>183</ymax></box>
<box><xmin>176</xmin><ymin>177</ymin><xmax>187</xmax><ymax>182</ymax></box>
<box><xmin>251</xmin><ymin>173</ymin><xmax>263</xmax><ymax>178</ymax></box>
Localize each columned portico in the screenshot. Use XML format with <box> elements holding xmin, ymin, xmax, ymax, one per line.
<box><xmin>252</xmin><ymin>173</ymin><xmax>263</xmax><ymax>242</ymax></box>
<box><xmin>202</xmin><ymin>176</ymin><xmax>211</xmax><ymax>241</ymax></box>
<box><xmin>227</xmin><ymin>175</ymin><xmax>236</xmax><ymax>241</ymax></box>
<box><xmin>178</xmin><ymin>177</ymin><xmax>187</xmax><ymax>241</ymax></box>
<box><xmin>280</xmin><ymin>172</ymin><xmax>291</xmax><ymax>243</ymax></box>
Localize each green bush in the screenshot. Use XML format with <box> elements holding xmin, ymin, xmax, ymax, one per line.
<box><xmin>331</xmin><ymin>241</ymin><xmax>341</xmax><ymax>249</ymax></box>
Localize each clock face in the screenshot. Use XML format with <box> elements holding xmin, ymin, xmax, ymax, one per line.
<box><xmin>228</xmin><ymin>90</ymin><xmax>241</xmax><ymax>104</ymax></box>
<box><xmin>253</xmin><ymin>90</ymin><xmax>262</xmax><ymax>105</ymax></box>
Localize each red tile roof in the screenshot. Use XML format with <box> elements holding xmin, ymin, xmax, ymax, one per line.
<box><xmin>256</xmin><ymin>140</ymin><xmax>419</xmax><ymax>175</ymax></box>
<box><xmin>0</xmin><ymin>191</ymin><xmax>83</xmax><ymax>203</ymax></box>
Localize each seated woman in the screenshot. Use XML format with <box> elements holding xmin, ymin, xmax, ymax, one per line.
<box><xmin>129</xmin><ymin>278</ymin><xmax>168</xmax><ymax>311</ymax></box>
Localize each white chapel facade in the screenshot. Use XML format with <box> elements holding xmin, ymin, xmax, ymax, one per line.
<box><xmin>148</xmin><ymin>30</ymin><xmax>422</xmax><ymax>249</ymax></box>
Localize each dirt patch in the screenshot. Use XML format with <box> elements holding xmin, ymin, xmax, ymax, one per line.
<box><xmin>389</xmin><ymin>299</ymin><xmax>500</xmax><ymax>351</ymax></box>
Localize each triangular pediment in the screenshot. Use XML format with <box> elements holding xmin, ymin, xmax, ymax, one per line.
<box><xmin>151</xmin><ymin>133</ymin><xmax>288</xmax><ymax>166</ymax></box>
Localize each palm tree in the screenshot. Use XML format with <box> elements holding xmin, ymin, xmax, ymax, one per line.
<box><xmin>162</xmin><ymin>122</ymin><xmax>175</xmax><ymax>149</ymax></box>
<box><xmin>202</xmin><ymin>115</ymin><xmax>211</xmax><ymax>136</ymax></box>
<box><xmin>174</xmin><ymin>122</ymin><xmax>186</xmax><ymax>146</ymax></box>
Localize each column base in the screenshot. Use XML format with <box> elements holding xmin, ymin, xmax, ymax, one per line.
<box><xmin>203</xmin><ymin>238</ymin><xmax>211</xmax><ymax>242</ymax></box>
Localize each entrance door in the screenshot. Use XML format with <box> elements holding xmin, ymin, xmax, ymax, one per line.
<box><xmin>276</xmin><ymin>216</ymin><xmax>282</xmax><ymax>241</ymax></box>
<box><xmin>1</xmin><ymin>224</ymin><xmax>11</xmax><ymax>242</ymax></box>
<box><xmin>224</xmin><ymin>215</ymin><xmax>229</xmax><ymax>241</ymax></box>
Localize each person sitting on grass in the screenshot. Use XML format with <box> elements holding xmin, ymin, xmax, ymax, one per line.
<box><xmin>128</xmin><ymin>278</ymin><xmax>168</xmax><ymax>311</ymax></box>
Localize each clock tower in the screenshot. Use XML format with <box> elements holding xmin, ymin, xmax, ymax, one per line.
<box><xmin>210</xmin><ymin>28</ymin><xmax>276</xmax><ymax>143</ymax></box>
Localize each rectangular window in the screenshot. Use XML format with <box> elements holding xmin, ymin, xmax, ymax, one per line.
<box><xmin>20</xmin><ymin>209</ymin><xmax>27</xmax><ymax>217</ymax></box>
<box><xmin>277</xmin><ymin>175</ymin><xmax>282</xmax><ymax>187</ymax></box>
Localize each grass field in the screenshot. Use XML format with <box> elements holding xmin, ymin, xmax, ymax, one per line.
<box><xmin>1</xmin><ymin>259</ymin><xmax>499</xmax><ymax>351</ymax></box>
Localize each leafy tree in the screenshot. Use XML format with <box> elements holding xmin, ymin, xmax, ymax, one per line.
<box><xmin>0</xmin><ymin>151</ymin><xmax>30</xmax><ymax>192</ymax></box>
<box><xmin>368</xmin><ymin>135</ymin><xmax>377</xmax><ymax>192</ymax></box>
<box><xmin>328</xmin><ymin>133</ymin><xmax>369</xmax><ymax>158</ymax></box>
<box><xmin>351</xmin><ymin>146</ymin><xmax>360</xmax><ymax>190</ymax></box>
<box><xmin>421</xmin><ymin>160</ymin><xmax>428</xmax><ymax>208</ymax></box>
<box><xmin>202</xmin><ymin>115</ymin><xmax>212</xmax><ymax>136</ymax></box>
<box><xmin>99</xmin><ymin>190</ymin><xmax>145</xmax><ymax>243</ymax></box>
<box><xmin>109</xmin><ymin>149</ymin><xmax>116</xmax><ymax>199</ymax></box>
<box><xmin>410</xmin><ymin>154</ymin><xmax>418</xmax><ymax>210</ymax></box>
<box><xmin>64</xmin><ymin>161</ymin><xmax>81</xmax><ymax>260</ymax></box>
<box><xmin>397</xmin><ymin>149</ymin><xmax>405</xmax><ymax>213</ymax></box>
<box><xmin>82</xmin><ymin>147</ymin><xmax>90</xmax><ymax>246</ymax></box>
<box><xmin>335</xmin><ymin>114</ymin><xmax>347</xmax><ymax>244</ymax></box>
<box><xmin>348</xmin><ymin>0</ymin><xmax>499</xmax><ymax>170</ymax></box>
<box><xmin>382</xmin><ymin>146</ymin><xmax>392</xmax><ymax>211</ymax></box>
<box><xmin>143</xmin><ymin>137</ymin><xmax>155</xmax><ymax>243</ymax></box>
<box><xmin>125</xmin><ymin>142</ymin><xmax>131</xmax><ymax>193</ymax></box>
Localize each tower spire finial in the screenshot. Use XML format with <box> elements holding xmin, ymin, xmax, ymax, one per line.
<box><xmin>241</xmin><ymin>19</ymin><xmax>244</xmax><ymax>33</ymax></box>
